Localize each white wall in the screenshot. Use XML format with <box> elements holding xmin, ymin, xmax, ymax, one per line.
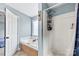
<box><xmin>38</xmin><ymin>3</ymin><xmax>44</xmax><ymax>55</ymax></box>
<box><xmin>43</xmin><ymin>11</ymin><xmax>50</xmax><ymax>55</ymax></box>
<box><xmin>50</xmin><ymin>12</ymin><xmax>76</xmax><ymax>56</ymax></box>
<box><xmin>0</xmin><ymin>23</ymin><xmax>4</xmax><ymax>37</ymax></box>
<box><xmin>43</xmin><ymin>11</ymin><xmax>77</xmax><ymax>56</ymax></box>
<box><xmin>0</xmin><ymin>4</ymin><xmax>5</xmax><ymax>37</ymax></box>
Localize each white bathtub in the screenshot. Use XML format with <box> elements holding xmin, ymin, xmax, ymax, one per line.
<box><xmin>20</xmin><ymin>37</ymin><xmax>38</xmax><ymax>51</ymax></box>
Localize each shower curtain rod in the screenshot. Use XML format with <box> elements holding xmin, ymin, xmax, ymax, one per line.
<box><xmin>43</xmin><ymin>3</ymin><xmax>65</xmax><ymax>11</ymax></box>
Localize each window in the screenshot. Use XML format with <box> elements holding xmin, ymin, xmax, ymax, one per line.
<box><xmin>32</xmin><ymin>19</ymin><xmax>38</xmax><ymax>36</ymax></box>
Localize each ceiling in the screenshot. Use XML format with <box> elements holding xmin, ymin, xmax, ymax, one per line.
<box><xmin>6</xmin><ymin>3</ymin><xmax>38</xmax><ymax>17</ymax></box>
<box><xmin>0</xmin><ymin>3</ymin><xmax>58</xmax><ymax>17</ymax></box>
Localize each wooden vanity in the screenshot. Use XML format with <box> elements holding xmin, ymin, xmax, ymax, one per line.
<box><xmin>20</xmin><ymin>43</ymin><xmax>38</xmax><ymax>56</ymax></box>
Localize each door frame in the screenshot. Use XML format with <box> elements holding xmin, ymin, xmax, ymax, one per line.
<box><xmin>4</xmin><ymin>8</ymin><xmax>18</xmax><ymax>56</ymax></box>
<box><xmin>4</xmin><ymin>8</ymin><xmax>6</xmax><ymax>56</ymax></box>
<box><xmin>73</xmin><ymin>3</ymin><xmax>79</xmax><ymax>56</ymax></box>
<box><xmin>38</xmin><ymin>11</ymin><xmax>43</xmax><ymax>56</ymax></box>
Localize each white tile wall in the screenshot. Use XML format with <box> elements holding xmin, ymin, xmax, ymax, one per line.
<box><xmin>43</xmin><ymin>11</ymin><xmax>76</xmax><ymax>56</ymax></box>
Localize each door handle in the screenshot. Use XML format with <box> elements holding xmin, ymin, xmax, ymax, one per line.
<box><xmin>4</xmin><ymin>37</ymin><xmax>9</xmax><ymax>39</ymax></box>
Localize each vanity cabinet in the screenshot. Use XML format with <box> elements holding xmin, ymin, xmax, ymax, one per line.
<box><xmin>20</xmin><ymin>43</ymin><xmax>38</xmax><ymax>56</ymax></box>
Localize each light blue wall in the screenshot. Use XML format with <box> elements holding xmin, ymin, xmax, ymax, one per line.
<box><xmin>42</xmin><ymin>3</ymin><xmax>76</xmax><ymax>17</ymax></box>
<box><xmin>0</xmin><ymin>3</ymin><xmax>5</xmax><ymax>11</ymax></box>
<box><xmin>31</xmin><ymin>16</ymin><xmax>38</xmax><ymax>20</ymax></box>
<box><xmin>47</xmin><ymin>3</ymin><xmax>76</xmax><ymax>16</ymax></box>
<box><xmin>0</xmin><ymin>15</ymin><xmax>4</xmax><ymax>37</ymax></box>
<box><xmin>17</xmin><ymin>15</ymin><xmax>31</xmax><ymax>38</ymax></box>
<box><xmin>42</xmin><ymin>3</ymin><xmax>48</xmax><ymax>10</ymax></box>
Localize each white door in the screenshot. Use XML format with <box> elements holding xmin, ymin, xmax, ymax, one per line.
<box><xmin>5</xmin><ymin>8</ymin><xmax>17</xmax><ymax>56</ymax></box>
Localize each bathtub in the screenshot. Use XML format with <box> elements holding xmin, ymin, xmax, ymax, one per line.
<box><xmin>20</xmin><ymin>36</ymin><xmax>38</xmax><ymax>51</ymax></box>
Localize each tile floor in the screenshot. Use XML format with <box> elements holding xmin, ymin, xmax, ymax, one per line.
<box><xmin>0</xmin><ymin>48</ymin><xmax>4</xmax><ymax>56</ymax></box>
